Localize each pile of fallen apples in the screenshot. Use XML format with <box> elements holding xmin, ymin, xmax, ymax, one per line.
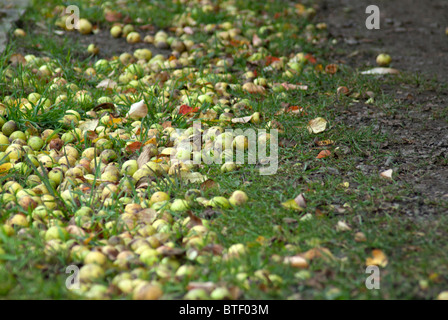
<box><xmin>0</xmin><ymin>1</ymin><xmax>332</xmax><ymax>299</ymax></box>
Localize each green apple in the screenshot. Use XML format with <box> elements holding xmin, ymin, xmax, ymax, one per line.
<box><xmin>376</xmin><ymin>53</ymin><xmax>392</xmax><ymax>67</ymax></box>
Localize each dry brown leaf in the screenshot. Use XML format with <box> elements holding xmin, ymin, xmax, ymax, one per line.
<box><xmin>278</xmin><ymin>138</ymin><xmax>297</xmax><ymax>148</ymax></box>
<box><xmin>136</xmin><ymin>208</ymin><xmax>158</xmax><ymax>224</ymax></box>
<box><xmin>231</xmin><ymin>115</ymin><xmax>253</xmax><ymax>124</ymax></box>
<box><xmin>366</xmin><ymin>249</ymin><xmax>388</xmax><ymax>267</ymax></box>
<box><xmin>93</xmin><ymin>102</ymin><xmax>116</xmax><ymax>113</ymax></box>
<box><xmin>104</xmin><ymin>10</ymin><xmax>122</xmax><ymax>22</ymax></box>
<box><xmin>316</xmin><ymin>139</ymin><xmax>334</xmax><ymax>146</ymax></box>
<box><xmin>201</xmin><ymin>244</ymin><xmax>224</xmax><ymax>255</ymax></box>
<box><xmin>127</xmin><ymin>99</ymin><xmax>148</xmax><ymax>119</ymax></box>
<box><xmin>9</xmin><ymin>53</ymin><xmax>26</xmax><ymax>66</ymax></box>
<box><xmin>187</xmin><ymin>211</ymin><xmax>203</xmax><ymax>227</ymax></box>
<box><xmin>125</xmin><ymin>141</ymin><xmax>143</xmax><ymax>153</ymax></box>
<box><xmin>200</xmin><ymin>179</ymin><xmax>219</xmax><ymax>191</ymax></box>
<box><xmin>156</xmin><ymin>246</ymin><xmax>185</xmax><ymax>257</ymax></box>
<box><xmin>316</xmin><ymin>150</ymin><xmax>331</xmax><ymax>159</ymax></box>
<box><xmin>137</xmin><ymin>145</ymin><xmax>157</xmax><ymax>168</ymax></box>
<box><xmin>325</xmin><ymin>64</ymin><xmax>338</xmax><ymax>74</ymax></box>
<box><xmin>301</xmin><ymin>247</ymin><xmax>334</xmax><ymax>262</ymax></box>
<box><xmin>279</xmin><ymin>82</ymin><xmax>308</xmax><ymax>91</ymax></box>
<box><xmin>286</xmin><ymin>105</ymin><xmax>307</xmax><ymax>116</ymax></box>
<box><xmin>294</xmin><ymin>193</ymin><xmax>307</xmax><ymax>208</ymax></box>
<box><xmin>308</xmin><ymin>117</ymin><xmax>327</xmax><ymax>134</ymax></box>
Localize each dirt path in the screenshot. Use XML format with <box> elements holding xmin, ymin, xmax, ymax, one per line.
<box><xmin>317</xmin><ymin>0</ymin><xmax>448</xmax><ymax>82</ymax></box>
<box><xmin>318</xmin><ymin>0</ymin><xmax>448</xmax><ymax>212</ymax></box>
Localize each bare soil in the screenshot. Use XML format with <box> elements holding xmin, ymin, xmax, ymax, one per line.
<box><xmin>317</xmin><ymin>0</ymin><xmax>448</xmax><ymax>81</ymax></box>
<box><xmin>319</xmin><ymin>0</ymin><xmax>448</xmax><ymax>213</ymax></box>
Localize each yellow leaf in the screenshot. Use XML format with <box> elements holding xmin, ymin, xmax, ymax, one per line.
<box><xmin>281</xmin><ymin>199</ymin><xmax>304</xmax><ymax>211</ymax></box>
<box><xmin>144</xmin><ymin>137</ymin><xmax>157</xmax><ymax>146</ymax></box>
<box><xmin>307</xmin><ymin>117</ymin><xmax>327</xmax><ymax>134</ymax></box>
<box><xmin>366</xmin><ymin>249</ymin><xmax>388</xmax><ymax>267</ymax></box>
<box><xmin>256</xmin><ymin>236</ymin><xmax>268</xmax><ymax>245</ymax></box>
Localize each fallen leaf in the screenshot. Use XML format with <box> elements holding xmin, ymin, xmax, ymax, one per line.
<box><xmin>125</xmin><ymin>141</ymin><xmax>143</xmax><ymax>153</ymax></box>
<box><xmin>380</xmin><ymin>169</ymin><xmax>393</xmax><ymax>179</ymax></box>
<box><xmin>361</xmin><ymin>67</ymin><xmax>400</xmax><ymax>75</ymax></box>
<box><xmin>231</xmin><ymin>115</ymin><xmax>253</xmax><ymax>124</ymax></box>
<box><xmin>252</xmin><ymin>34</ymin><xmax>263</xmax><ymax>47</ymax></box>
<box><xmin>179</xmin><ymin>104</ymin><xmax>199</xmax><ymax>115</ymax></box>
<box><xmin>79</xmin><ymin>119</ymin><xmax>99</xmax><ymax>132</ymax></box>
<box><xmin>316</xmin><ymin>150</ymin><xmax>331</xmax><ymax>159</ymax></box>
<box><xmin>96</xmin><ymin>78</ymin><xmax>117</xmax><ymax>90</ymax></box>
<box><xmin>265</xmin><ymin>56</ymin><xmax>280</xmax><ymax>66</ymax></box>
<box><xmin>84</xmin><ymin>130</ymin><xmax>98</xmax><ymax>141</ymax></box>
<box><xmin>316</xmin><ymin>139</ymin><xmax>334</xmax><ymax>146</ymax></box>
<box><xmin>278</xmin><ymin>82</ymin><xmax>308</xmax><ymax>91</ymax></box>
<box><xmin>200</xmin><ymin>179</ymin><xmax>219</xmax><ymax>191</ymax></box>
<box><xmin>325</xmin><ymin>64</ymin><xmax>338</xmax><ymax>74</ymax></box>
<box><xmin>201</xmin><ymin>244</ymin><xmax>224</xmax><ymax>256</ymax></box>
<box><xmin>336</xmin><ymin>220</ymin><xmax>351</xmax><ymax>232</ymax></box>
<box><xmin>305</xmin><ymin>53</ymin><xmax>317</xmax><ymax>64</ymax></box>
<box><xmin>308</xmin><ymin>117</ymin><xmax>327</xmax><ymax>134</ymax></box>
<box><xmin>9</xmin><ymin>53</ymin><xmax>26</xmax><ymax>66</ymax></box>
<box><xmin>366</xmin><ymin>249</ymin><xmax>388</xmax><ymax>267</ymax></box>
<box><xmin>278</xmin><ymin>138</ymin><xmax>297</xmax><ymax>148</ymax></box>
<box><xmin>281</xmin><ymin>199</ymin><xmax>304</xmax><ymax>211</ymax></box>
<box><xmin>104</xmin><ymin>10</ymin><xmax>122</xmax><ymax>22</ymax></box>
<box><xmin>127</xmin><ymin>100</ymin><xmax>148</xmax><ymax>119</ymax></box>
<box><xmin>162</xmin><ymin>121</ymin><xmax>172</xmax><ymax>129</ymax></box>
<box><xmin>187</xmin><ymin>211</ymin><xmax>203</xmax><ymax>227</ymax></box>
<box><xmin>144</xmin><ymin>137</ymin><xmax>157</xmax><ymax>146</ymax></box>
<box><xmin>137</xmin><ymin>145</ymin><xmax>157</xmax><ymax>168</ymax></box>
<box><xmin>301</xmin><ymin>247</ymin><xmax>334</xmax><ymax>262</ymax></box>
<box><xmin>286</xmin><ymin>106</ymin><xmax>307</xmax><ymax>116</ymax></box>
<box><xmin>93</xmin><ymin>102</ymin><xmax>116</xmax><ymax>113</ymax></box>
<box><xmin>294</xmin><ymin>193</ymin><xmax>307</xmax><ymax>208</ymax></box>
<box><xmin>156</xmin><ymin>246</ymin><xmax>185</xmax><ymax>257</ymax></box>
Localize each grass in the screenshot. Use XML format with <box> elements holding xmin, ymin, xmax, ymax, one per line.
<box><xmin>0</xmin><ymin>0</ymin><xmax>447</xmax><ymax>300</ymax></box>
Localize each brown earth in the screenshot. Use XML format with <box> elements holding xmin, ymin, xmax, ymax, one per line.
<box><xmin>318</xmin><ymin>0</ymin><xmax>448</xmax><ymax>212</ymax></box>
<box><xmin>316</xmin><ymin>0</ymin><xmax>448</xmax><ymax>82</ymax></box>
